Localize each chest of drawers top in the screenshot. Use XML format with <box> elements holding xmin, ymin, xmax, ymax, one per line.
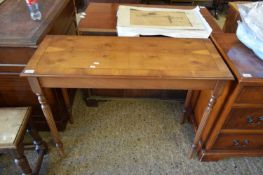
<box><xmin>213</xmin><ymin>33</ymin><xmax>263</xmax><ymax>84</ymax></box>
<box><xmin>0</xmin><ymin>0</ymin><xmax>70</xmax><ymax>47</ymax></box>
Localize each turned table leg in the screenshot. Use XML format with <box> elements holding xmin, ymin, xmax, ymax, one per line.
<box><xmin>28</xmin><ymin>77</ymin><xmax>65</xmax><ymax>157</ymax></box>
<box><xmin>37</xmin><ymin>93</ymin><xmax>65</xmax><ymax>156</ymax></box>
<box><xmin>188</xmin><ymin>81</ymin><xmax>225</xmax><ymax>159</ymax></box>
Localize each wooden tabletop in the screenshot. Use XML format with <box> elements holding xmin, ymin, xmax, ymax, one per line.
<box><xmin>22</xmin><ymin>35</ymin><xmax>232</xmax><ymax>81</ymax></box>
<box><xmin>78</xmin><ymin>3</ymin><xmax>223</xmax><ymax>35</ymax></box>
<box><xmin>0</xmin><ymin>0</ymin><xmax>70</xmax><ymax>47</ymax></box>
<box><xmin>212</xmin><ymin>33</ymin><xmax>263</xmax><ymax>83</ymax></box>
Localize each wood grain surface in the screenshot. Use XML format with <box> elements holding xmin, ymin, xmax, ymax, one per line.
<box><xmin>212</xmin><ymin>33</ymin><xmax>263</xmax><ymax>82</ymax></box>
<box><xmin>22</xmin><ymin>35</ymin><xmax>232</xmax><ymax>80</ymax></box>
<box><xmin>0</xmin><ymin>0</ymin><xmax>70</xmax><ymax>47</ymax></box>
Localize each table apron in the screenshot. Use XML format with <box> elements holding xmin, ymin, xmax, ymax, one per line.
<box><xmin>39</xmin><ymin>77</ymin><xmax>218</xmax><ymax>90</ymax></box>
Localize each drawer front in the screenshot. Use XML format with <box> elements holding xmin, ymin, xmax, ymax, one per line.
<box><xmin>236</xmin><ymin>86</ymin><xmax>263</xmax><ymax>104</ymax></box>
<box><xmin>0</xmin><ymin>65</ymin><xmax>25</xmax><ymax>74</ymax></box>
<box><xmin>0</xmin><ymin>47</ymin><xmax>35</xmax><ymax>64</ymax></box>
<box><xmin>224</xmin><ymin>108</ymin><xmax>263</xmax><ymax>130</ymax></box>
<box><xmin>213</xmin><ymin>134</ymin><xmax>263</xmax><ymax>150</ymax></box>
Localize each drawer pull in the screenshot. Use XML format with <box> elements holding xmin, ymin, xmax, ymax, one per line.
<box><xmin>247</xmin><ymin>116</ymin><xmax>263</xmax><ymax>125</ymax></box>
<box><xmin>232</xmin><ymin>139</ymin><xmax>249</xmax><ymax>147</ymax></box>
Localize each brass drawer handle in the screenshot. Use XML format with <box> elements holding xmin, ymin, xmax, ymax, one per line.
<box><xmin>247</xmin><ymin>116</ymin><xmax>263</xmax><ymax>125</ymax></box>
<box><xmin>233</xmin><ymin>139</ymin><xmax>249</xmax><ymax>147</ymax></box>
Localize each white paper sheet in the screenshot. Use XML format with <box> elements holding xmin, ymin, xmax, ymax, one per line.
<box><xmin>117</xmin><ymin>5</ymin><xmax>212</xmax><ymax>38</ymax></box>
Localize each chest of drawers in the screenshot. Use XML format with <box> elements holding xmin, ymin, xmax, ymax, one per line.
<box><xmin>190</xmin><ymin>34</ymin><xmax>263</xmax><ymax>161</ymax></box>
<box><xmin>0</xmin><ymin>0</ymin><xmax>77</xmax><ymax>130</ymax></box>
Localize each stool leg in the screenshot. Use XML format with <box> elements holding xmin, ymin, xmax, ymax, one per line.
<box><xmin>27</xmin><ymin>123</ymin><xmax>48</xmax><ymax>155</ymax></box>
<box><xmin>27</xmin><ymin>122</ymin><xmax>48</xmax><ymax>174</ymax></box>
<box><xmin>13</xmin><ymin>142</ymin><xmax>32</xmax><ymax>175</ymax></box>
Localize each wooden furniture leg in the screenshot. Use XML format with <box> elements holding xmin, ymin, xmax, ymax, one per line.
<box><xmin>181</xmin><ymin>90</ymin><xmax>193</xmax><ymax>124</ymax></box>
<box><xmin>13</xmin><ymin>142</ymin><xmax>32</xmax><ymax>175</ymax></box>
<box><xmin>27</xmin><ymin>122</ymin><xmax>48</xmax><ymax>174</ymax></box>
<box><xmin>28</xmin><ymin>77</ymin><xmax>65</xmax><ymax>157</ymax></box>
<box><xmin>188</xmin><ymin>81</ymin><xmax>225</xmax><ymax>159</ymax></box>
<box><xmin>62</xmin><ymin>88</ymin><xmax>73</xmax><ymax>124</ymax></box>
<box><xmin>27</xmin><ymin>122</ymin><xmax>48</xmax><ymax>154</ymax></box>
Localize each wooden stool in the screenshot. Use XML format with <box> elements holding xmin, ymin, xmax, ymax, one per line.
<box><xmin>0</xmin><ymin>107</ymin><xmax>48</xmax><ymax>175</ymax></box>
